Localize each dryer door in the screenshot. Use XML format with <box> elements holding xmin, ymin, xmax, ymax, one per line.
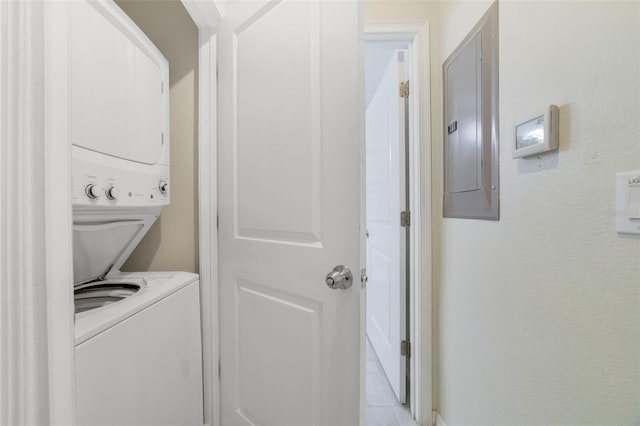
<box><xmin>69</xmin><ymin>0</ymin><xmax>169</xmax><ymax>166</ymax></box>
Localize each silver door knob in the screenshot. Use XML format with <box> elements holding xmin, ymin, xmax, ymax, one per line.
<box><xmin>325</xmin><ymin>265</ymin><xmax>353</xmax><ymax>290</ymax></box>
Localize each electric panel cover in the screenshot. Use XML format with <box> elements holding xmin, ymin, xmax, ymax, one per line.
<box><xmin>443</xmin><ymin>2</ymin><xmax>499</xmax><ymax>220</ymax></box>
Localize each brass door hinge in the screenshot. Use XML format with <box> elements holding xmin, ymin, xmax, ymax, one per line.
<box><xmin>401</xmin><ymin>340</ymin><xmax>411</xmax><ymax>358</ymax></box>
<box><xmin>400</xmin><ymin>80</ymin><xmax>410</xmax><ymax>98</ymax></box>
<box><xmin>400</xmin><ymin>211</ymin><xmax>411</xmax><ymax>227</ymax></box>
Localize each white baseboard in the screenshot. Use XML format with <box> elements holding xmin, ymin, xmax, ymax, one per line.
<box><xmin>432</xmin><ymin>411</ymin><xmax>447</xmax><ymax>426</ymax></box>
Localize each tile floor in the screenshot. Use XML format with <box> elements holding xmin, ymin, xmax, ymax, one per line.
<box><xmin>366</xmin><ymin>339</ymin><xmax>418</xmax><ymax>426</ymax></box>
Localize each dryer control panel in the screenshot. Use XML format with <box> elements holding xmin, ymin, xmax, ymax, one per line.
<box><xmin>72</xmin><ymin>149</ymin><xmax>169</xmax><ymax>208</ymax></box>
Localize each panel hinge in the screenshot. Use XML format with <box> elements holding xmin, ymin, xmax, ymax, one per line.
<box><xmin>399</xmin><ymin>80</ymin><xmax>410</xmax><ymax>98</ymax></box>
<box><xmin>360</xmin><ymin>268</ymin><xmax>368</xmax><ymax>288</ymax></box>
<box><xmin>401</xmin><ymin>340</ymin><xmax>411</xmax><ymax>358</ymax></box>
<box><xmin>161</xmin><ymin>132</ymin><xmax>164</xmax><ymax>145</ymax></box>
<box><xmin>161</xmin><ymin>81</ymin><xmax>164</xmax><ymax>94</ymax></box>
<box><xmin>400</xmin><ymin>210</ymin><xmax>411</xmax><ymax>227</ymax></box>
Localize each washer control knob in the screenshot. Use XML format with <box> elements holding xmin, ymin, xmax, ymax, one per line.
<box><xmin>105</xmin><ymin>186</ymin><xmax>119</xmax><ymax>200</ymax></box>
<box><xmin>85</xmin><ymin>184</ymin><xmax>99</xmax><ymax>200</ymax></box>
<box><xmin>159</xmin><ymin>180</ymin><xmax>169</xmax><ymax>195</ymax></box>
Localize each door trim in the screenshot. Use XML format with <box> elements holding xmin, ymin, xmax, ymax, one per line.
<box><xmin>364</xmin><ymin>22</ymin><xmax>432</xmax><ymax>426</ymax></box>
<box><xmin>180</xmin><ymin>2</ymin><xmax>223</xmax><ymax>426</ymax></box>
<box><xmin>1</xmin><ymin>2</ymin><xmax>76</xmax><ymax>424</ymax></box>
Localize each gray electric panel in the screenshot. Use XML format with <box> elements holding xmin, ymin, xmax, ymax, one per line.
<box><xmin>443</xmin><ymin>2</ymin><xmax>499</xmax><ymax>220</ymax></box>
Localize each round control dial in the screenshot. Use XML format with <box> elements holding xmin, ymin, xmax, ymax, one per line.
<box><xmin>105</xmin><ymin>186</ymin><xmax>120</xmax><ymax>200</ymax></box>
<box><xmin>159</xmin><ymin>180</ymin><xmax>169</xmax><ymax>195</ymax></box>
<box><xmin>85</xmin><ymin>184</ymin><xmax>100</xmax><ymax>200</ymax></box>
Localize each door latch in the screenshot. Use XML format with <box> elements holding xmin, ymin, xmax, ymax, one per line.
<box><xmin>360</xmin><ymin>268</ymin><xmax>368</xmax><ymax>288</ymax></box>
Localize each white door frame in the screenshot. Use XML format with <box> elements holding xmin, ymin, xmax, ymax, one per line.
<box><xmin>0</xmin><ymin>0</ymin><xmax>223</xmax><ymax>424</ymax></box>
<box><xmin>364</xmin><ymin>22</ymin><xmax>432</xmax><ymax>426</ymax></box>
<box><xmin>179</xmin><ymin>3</ymin><xmax>224</xmax><ymax>426</ymax></box>
<box><xmin>2</xmin><ymin>1</ymin><xmax>76</xmax><ymax>424</ymax></box>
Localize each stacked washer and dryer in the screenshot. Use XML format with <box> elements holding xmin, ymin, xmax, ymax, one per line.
<box><xmin>69</xmin><ymin>1</ymin><xmax>203</xmax><ymax>425</ymax></box>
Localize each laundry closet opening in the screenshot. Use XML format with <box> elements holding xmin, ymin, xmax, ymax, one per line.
<box><xmin>364</xmin><ymin>37</ymin><xmax>417</xmax><ymax>426</ymax></box>
<box><xmin>67</xmin><ymin>1</ymin><xmax>204</xmax><ymax>425</ymax></box>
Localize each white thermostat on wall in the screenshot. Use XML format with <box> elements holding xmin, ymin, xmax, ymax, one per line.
<box><xmin>616</xmin><ymin>170</ymin><xmax>640</xmax><ymax>235</ymax></box>
<box><xmin>513</xmin><ymin>104</ymin><xmax>559</xmax><ymax>158</ymax></box>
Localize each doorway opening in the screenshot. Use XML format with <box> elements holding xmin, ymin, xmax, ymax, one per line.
<box><xmin>364</xmin><ymin>35</ymin><xmax>418</xmax><ymax>426</ymax></box>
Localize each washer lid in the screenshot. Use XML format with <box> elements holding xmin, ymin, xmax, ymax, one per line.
<box><xmin>72</xmin><ymin>214</ymin><xmax>158</xmax><ymax>285</ymax></box>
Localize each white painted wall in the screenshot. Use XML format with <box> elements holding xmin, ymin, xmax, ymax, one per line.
<box><xmin>434</xmin><ymin>1</ymin><xmax>640</xmax><ymax>425</ymax></box>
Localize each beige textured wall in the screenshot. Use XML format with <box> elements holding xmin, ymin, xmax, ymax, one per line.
<box><xmin>365</xmin><ymin>0</ymin><xmax>438</xmax><ymax>21</ymax></box>
<box><xmin>116</xmin><ymin>0</ymin><xmax>199</xmax><ymax>273</ymax></box>
<box><xmin>367</xmin><ymin>1</ymin><xmax>640</xmax><ymax>424</ymax></box>
<box><xmin>436</xmin><ymin>2</ymin><xmax>639</xmax><ymax>424</ymax></box>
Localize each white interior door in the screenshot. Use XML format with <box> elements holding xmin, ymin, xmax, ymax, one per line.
<box><xmin>217</xmin><ymin>1</ymin><xmax>362</xmax><ymax>425</ymax></box>
<box><xmin>365</xmin><ymin>50</ymin><xmax>407</xmax><ymax>403</ymax></box>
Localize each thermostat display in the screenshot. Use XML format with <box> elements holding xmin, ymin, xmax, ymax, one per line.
<box><xmin>513</xmin><ymin>105</ymin><xmax>559</xmax><ymax>158</ymax></box>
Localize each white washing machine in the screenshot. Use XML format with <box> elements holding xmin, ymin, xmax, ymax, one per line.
<box><xmin>68</xmin><ymin>1</ymin><xmax>203</xmax><ymax>425</ymax></box>
<box><xmin>72</xmin><ymin>217</ymin><xmax>203</xmax><ymax>426</ymax></box>
<box><xmin>74</xmin><ymin>271</ymin><xmax>202</xmax><ymax>426</ymax></box>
